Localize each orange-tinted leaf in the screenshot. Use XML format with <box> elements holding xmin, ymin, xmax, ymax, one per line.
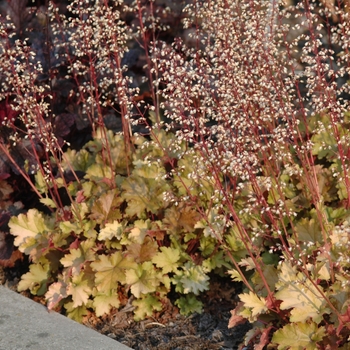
<box><xmin>228</xmin><ymin>306</ymin><xmax>246</xmax><ymax>328</ymax></box>
<box><xmin>126</xmin><ymin>236</ymin><xmax>158</xmax><ymax>263</ymax></box>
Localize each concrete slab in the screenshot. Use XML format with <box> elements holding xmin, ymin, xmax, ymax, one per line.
<box><xmin>0</xmin><ymin>286</ymin><xmax>132</xmax><ymax>350</ymax></box>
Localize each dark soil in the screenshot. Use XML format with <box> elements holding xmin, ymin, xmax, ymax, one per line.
<box><xmin>0</xmin><ymin>259</ymin><xmax>251</xmax><ymax>350</ymax></box>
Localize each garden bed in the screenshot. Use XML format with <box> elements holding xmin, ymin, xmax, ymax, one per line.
<box><xmin>0</xmin><ymin>261</ymin><xmax>250</xmax><ymax>350</ymax></box>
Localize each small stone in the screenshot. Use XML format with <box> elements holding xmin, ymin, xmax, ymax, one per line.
<box><xmin>211</xmin><ymin>329</ymin><xmax>223</xmax><ymax>342</ymax></box>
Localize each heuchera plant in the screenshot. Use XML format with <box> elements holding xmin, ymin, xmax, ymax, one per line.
<box><xmin>151</xmin><ymin>0</ymin><xmax>350</xmax><ymax>348</ymax></box>
<box><xmin>1</xmin><ymin>0</ymin><xmax>350</xmax><ymax>348</ymax></box>
<box><xmin>8</xmin><ymin>125</ymin><xmax>232</xmax><ymax>321</ymax></box>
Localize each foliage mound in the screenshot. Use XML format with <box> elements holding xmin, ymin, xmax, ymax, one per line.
<box><xmin>8</xmin><ymin>125</ymin><xmax>232</xmax><ymax>321</ymax></box>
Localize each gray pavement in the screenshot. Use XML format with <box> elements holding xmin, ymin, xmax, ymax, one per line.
<box><xmin>0</xmin><ymin>286</ymin><xmax>132</xmax><ymax>350</ymax></box>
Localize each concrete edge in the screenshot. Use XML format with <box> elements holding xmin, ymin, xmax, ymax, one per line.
<box><xmin>0</xmin><ymin>285</ymin><xmax>133</xmax><ymax>350</ymax></box>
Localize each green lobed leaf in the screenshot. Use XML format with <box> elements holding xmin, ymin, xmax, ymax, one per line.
<box><xmin>227</xmin><ymin>269</ymin><xmax>244</xmax><ymax>282</ymax></box>
<box><xmin>174</xmin><ymin>262</ymin><xmax>210</xmax><ymax>295</ymax></box>
<box><xmin>98</xmin><ymin>220</ymin><xmax>124</xmax><ymax>241</ymax></box>
<box><xmin>93</xmin><ymin>292</ymin><xmax>121</xmax><ymax>317</ymax></box>
<box><xmin>152</xmin><ymin>246</ymin><xmax>181</xmax><ymax>274</ymax></box>
<box><xmin>39</xmin><ymin>197</ymin><xmax>57</xmax><ymax>209</ymax></box>
<box><xmin>85</xmin><ymin>163</ymin><xmax>113</xmax><ymax>181</ymax></box>
<box><xmin>132</xmin><ymin>294</ymin><xmax>162</xmax><ymax>321</ymax></box>
<box><xmin>61</xmin><ymin>148</ymin><xmax>93</xmax><ymax>172</ymax></box>
<box><xmin>311</xmin><ymin>121</ymin><xmax>337</xmax><ymax>160</ymax></box>
<box><xmin>65</xmin><ymin>301</ymin><xmax>88</xmax><ymax>322</ymax></box>
<box><xmin>17</xmin><ymin>260</ymin><xmax>50</xmax><ymax>295</ymax></box>
<box><xmin>175</xmin><ymin>294</ymin><xmax>203</xmax><ymax>315</ymax></box>
<box><xmin>250</xmin><ymin>264</ymin><xmax>279</xmax><ymax>293</ymax></box>
<box><xmin>295</xmin><ymin>217</ymin><xmax>323</xmax><ymax>246</ymax></box>
<box><xmin>66</xmin><ymin>273</ymin><xmax>93</xmax><ymax>308</ymax></box>
<box><xmin>34</xmin><ymin>171</ymin><xmax>48</xmax><ymax>194</ymax></box>
<box><xmin>59</xmin><ymin>220</ymin><xmax>83</xmax><ymax>235</ymax></box>
<box><xmin>132</xmin><ymin>159</ymin><xmax>167</xmax><ymax>179</ymax></box>
<box><xmin>125</xmin><ymin>261</ymin><xmax>161</xmax><ymax>298</ymax></box>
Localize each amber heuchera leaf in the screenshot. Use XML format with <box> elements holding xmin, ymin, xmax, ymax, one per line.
<box><xmin>125</xmin><ymin>261</ymin><xmax>161</xmax><ymax>298</ymax></box>
<box><xmin>256</xmin><ymin>326</ymin><xmax>274</xmax><ymax>350</ymax></box>
<box><xmin>228</xmin><ymin>304</ymin><xmax>247</xmax><ymax>328</ymax></box>
<box><xmin>132</xmin><ymin>294</ymin><xmax>163</xmax><ymax>321</ymax></box>
<box><xmin>275</xmin><ymin>262</ymin><xmax>329</xmax><ymax>323</ymax></box>
<box><xmin>98</xmin><ymin>220</ymin><xmax>124</xmax><ymax>241</ymax></box>
<box><xmin>121</xmin><ymin>175</ymin><xmax>169</xmax><ymax>218</ymax></box>
<box><xmin>60</xmin><ymin>248</ymin><xmax>85</xmax><ymax>276</ymax></box>
<box><xmin>10</xmin><ymin>209</ymin><xmax>47</xmax><ymax>247</ymax></box>
<box><xmin>17</xmin><ymin>261</ymin><xmax>50</xmax><ymax>296</ymax></box>
<box><xmin>90</xmin><ymin>189</ymin><xmax>122</xmax><ymax>223</ymax></box>
<box><xmin>46</xmin><ymin>280</ymin><xmax>68</xmax><ymax>311</ymax></box>
<box><xmin>272</xmin><ymin>322</ymin><xmax>326</xmax><ymax>350</ymax></box>
<box><xmin>66</xmin><ymin>273</ymin><xmax>93</xmax><ymax>308</ymax></box>
<box><xmin>152</xmin><ymin>246</ymin><xmax>181</xmax><ymax>274</ymax></box>
<box><xmin>93</xmin><ymin>292</ymin><xmax>121</xmax><ymax>317</ymax></box>
<box><xmin>239</xmin><ymin>291</ymin><xmax>268</xmax><ymax>318</ymax></box>
<box><xmin>177</xmin><ymin>205</ymin><xmax>201</xmax><ymax>232</ymax></box>
<box><xmin>126</xmin><ymin>236</ymin><xmax>158</xmax><ymax>263</ymax></box>
<box><xmin>60</xmin><ymin>240</ymin><xmax>96</xmax><ymax>276</ymax></box>
<box><xmin>91</xmin><ymin>252</ymin><xmax>136</xmax><ymax>291</ymax></box>
<box><xmin>9</xmin><ymin>209</ymin><xmax>55</xmax><ymax>262</ymax></box>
